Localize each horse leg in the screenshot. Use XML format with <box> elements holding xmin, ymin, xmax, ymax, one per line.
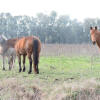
<box><xmin>8</xmin><ymin>57</ymin><xmax>12</xmax><ymax>70</ymax></box>
<box><xmin>13</xmin><ymin>55</ymin><xmax>16</xmax><ymax>68</ymax></box>
<box><xmin>8</xmin><ymin>56</ymin><xmax>14</xmax><ymax>70</ymax></box>
<box><xmin>36</xmin><ymin>64</ymin><xmax>39</xmax><ymax>74</ymax></box>
<box><xmin>3</xmin><ymin>55</ymin><xmax>5</xmax><ymax>70</ymax></box>
<box><xmin>18</xmin><ymin>55</ymin><xmax>22</xmax><ymax>72</ymax></box>
<box><xmin>28</xmin><ymin>53</ymin><xmax>32</xmax><ymax>74</ymax></box>
<box><xmin>11</xmin><ymin>56</ymin><xmax>14</xmax><ymax>70</ymax></box>
<box><xmin>23</xmin><ymin>55</ymin><xmax>26</xmax><ymax>72</ymax></box>
<box><xmin>12</xmin><ymin>56</ymin><xmax>14</xmax><ymax>69</ymax></box>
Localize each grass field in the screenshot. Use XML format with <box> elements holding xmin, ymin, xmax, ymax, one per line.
<box><xmin>0</xmin><ymin>56</ymin><xmax>100</xmax><ymax>100</ymax></box>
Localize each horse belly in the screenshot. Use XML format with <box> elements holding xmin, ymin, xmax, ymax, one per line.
<box><xmin>19</xmin><ymin>49</ymin><xmax>27</xmax><ymax>55</ymax></box>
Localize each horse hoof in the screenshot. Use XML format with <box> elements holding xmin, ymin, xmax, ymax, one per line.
<box><xmin>19</xmin><ymin>69</ymin><xmax>22</xmax><ymax>72</ymax></box>
<box><xmin>28</xmin><ymin>71</ymin><xmax>32</xmax><ymax>74</ymax></box>
<box><xmin>23</xmin><ymin>68</ymin><xmax>25</xmax><ymax>72</ymax></box>
<box><xmin>9</xmin><ymin>68</ymin><xmax>11</xmax><ymax>71</ymax></box>
<box><xmin>35</xmin><ymin>71</ymin><xmax>39</xmax><ymax>74</ymax></box>
<box><xmin>23</xmin><ymin>70</ymin><xmax>25</xmax><ymax>72</ymax></box>
<box><xmin>36</xmin><ymin>70</ymin><xmax>39</xmax><ymax>74</ymax></box>
<box><xmin>3</xmin><ymin>68</ymin><xmax>5</xmax><ymax>70</ymax></box>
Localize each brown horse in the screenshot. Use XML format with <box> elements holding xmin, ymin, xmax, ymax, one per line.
<box><xmin>90</xmin><ymin>26</ymin><xmax>100</xmax><ymax>48</ymax></box>
<box><xmin>15</xmin><ymin>36</ymin><xmax>41</xmax><ymax>74</ymax></box>
<box><xmin>0</xmin><ymin>35</ymin><xmax>19</xmax><ymax>70</ymax></box>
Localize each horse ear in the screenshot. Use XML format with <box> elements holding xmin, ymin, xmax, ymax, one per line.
<box><xmin>90</xmin><ymin>27</ymin><xmax>92</xmax><ymax>30</ymax></box>
<box><xmin>95</xmin><ymin>26</ymin><xmax>97</xmax><ymax>30</ymax></box>
<box><xmin>1</xmin><ymin>34</ymin><xmax>8</xmax><ymax>40</ymax></box>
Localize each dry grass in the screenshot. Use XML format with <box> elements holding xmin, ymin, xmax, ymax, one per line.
<box><xmin>41</xmin><ymin>44</ymin><xmax>100</xmax><ymax>56</ymax></box>
<box><xmin>49</xmin><ymin>78</ymin><xmax>100</xmax><ymax>100</ymax></box>
<box><xmin>0</xmin><ymin>78</ymin><xmax>42</xmax><ymax>100</ymax></box>
<box><xmin>0</xmin><ymin>78</ymin><xmax>100</xmax><ymax>100</ymax></box>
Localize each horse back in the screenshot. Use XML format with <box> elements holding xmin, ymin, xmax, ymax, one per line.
<box><xmin>15</xmin><ymin>36</ymin><xmax>41</xmax><ymax>55</ymax></box>
<box><xmin>0</xmin><ymin>38</ymin><xmax>19</xmax><ymax>55</ymax></box>
<box><xmin>6</xmin><ymin>38</ymin><xmax>18</xmax><ymax>48</ymax></box>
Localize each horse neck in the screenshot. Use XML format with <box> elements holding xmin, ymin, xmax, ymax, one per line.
<box><xmin>0</xmin><ymin>40</ymin><xmax>6</xmax><ymax>47</ymax></box>
<box><xmin>95</xmin><ymin>31</ymin><xmax>100</xmax><ymax>48</ymax></box>
<box><xmin>6</xmin><ymin>39</ymin><xmax>17</xmax><ymax>48</ymax></box>
<box><xmin>0</xmin><ymin>42</ymin><xmax>7</xmax><ymax>55</ymax></box>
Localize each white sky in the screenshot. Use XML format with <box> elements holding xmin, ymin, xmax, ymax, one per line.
<box><xmin>0</xmin><ymin>0</ymin><xmax>100</xmax><ymax>21</ymax></box>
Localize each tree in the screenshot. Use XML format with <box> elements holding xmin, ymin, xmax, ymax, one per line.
<box><xmin>0</xmin><ymin>11</ymin><xmax>99</xmax><ymax>44</ymax></box>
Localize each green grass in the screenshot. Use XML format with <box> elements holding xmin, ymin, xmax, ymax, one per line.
<box><xmin>0</xmin><ymin>56</ymin><xmax>100</xmax><ymax>82</ymax></box>
<box><xmin>0</xmin><ymin>56</ymin><xmax>100</xmax><ymax>100</ymax></box>
<box><xmin>39</xmin><ymin>56</ymin><xmax>100</xmax><ymax>81</ymax></box>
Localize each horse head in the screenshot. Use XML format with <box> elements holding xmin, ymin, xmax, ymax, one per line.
<box><xmin>90</xmin><ymin>26</ymin><xmax>98</xmax><ymax>45</ymax></box>
<box><xmin>0</xmin><ymin>34</ymin><xmax>8</xmax><ymax>45</ymax></box>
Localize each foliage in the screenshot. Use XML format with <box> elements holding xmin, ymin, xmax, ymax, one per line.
<box><xmin>0</xmin><ymin>11</ymin><xmax>99</xmax><ymax>43</ymax></box>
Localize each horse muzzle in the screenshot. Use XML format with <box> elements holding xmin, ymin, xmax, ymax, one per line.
<box><xmin>92</xmin><ymin>41</ymin><xmax>96</xmax><ymax>45</ymax></box>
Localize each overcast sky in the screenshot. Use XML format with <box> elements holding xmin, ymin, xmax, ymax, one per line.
<box><xmin>0</xmin><ymin>0</ymin><xmax>100</xmax><ymax>21</ymax></box>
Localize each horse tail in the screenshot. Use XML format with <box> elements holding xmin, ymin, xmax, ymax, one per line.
<box><xmin>33</xmin><ymin>39</ymin><xmax>39</xmax><ymax>73</ymax></box>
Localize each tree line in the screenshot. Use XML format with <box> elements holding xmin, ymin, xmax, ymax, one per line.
<box><xmin>0</xmin><ymin>11</ymin><xmax>99</xmax><ymax>44</ymax></box>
